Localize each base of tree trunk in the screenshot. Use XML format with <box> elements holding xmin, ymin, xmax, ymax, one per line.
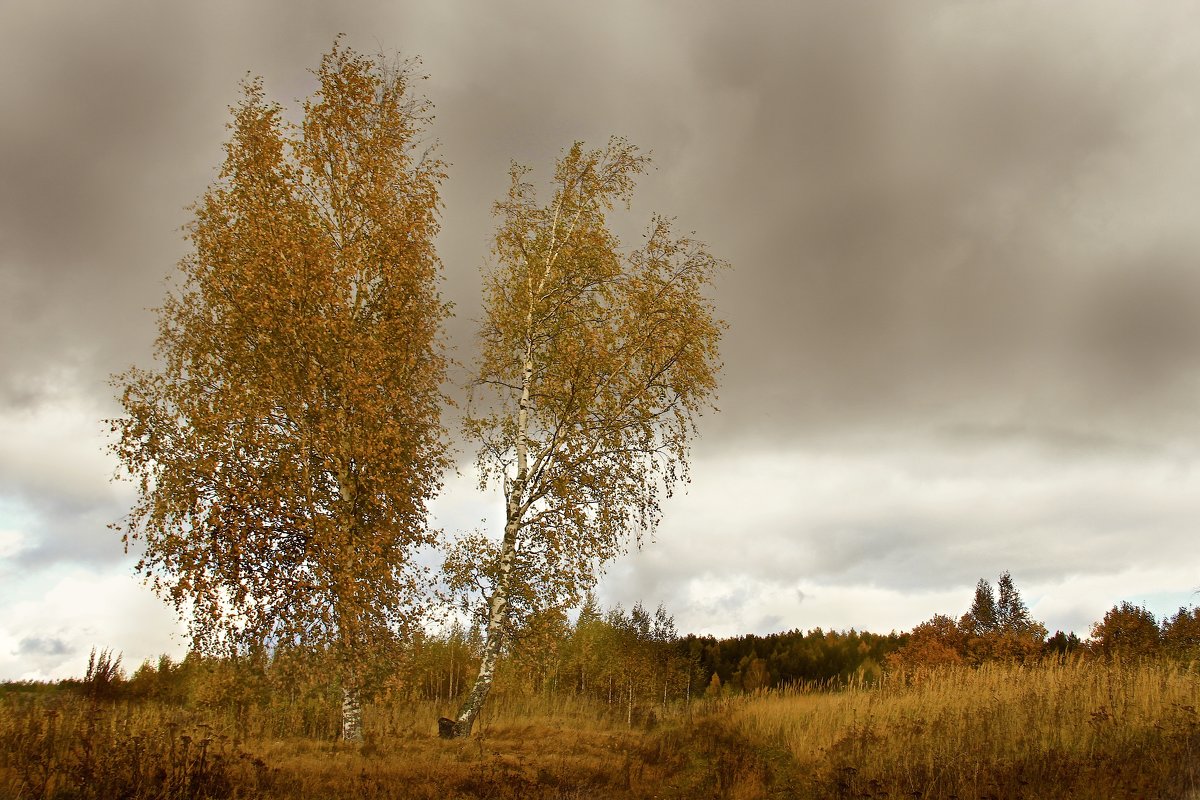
<box><xmin>438</xmin><ymin>717</ymin><xmax>474</xmax><ymax>738</ymax></box>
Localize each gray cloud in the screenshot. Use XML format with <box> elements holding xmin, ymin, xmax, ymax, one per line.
<box><xmin>6</xmin><ymin>1</ymin><xmax>1199</xmax><ymax>445</ymax></box>
<box><xmin>3</xmin><ymin>1</ymin><xmax>1200</xmax><ymax>649</ymax></box>
<box><xmin>669</xmin><ymin>3</ymin><xmax>1198</xmax><ymax>447</ymax></box>
<box><xmin>16</xmin><ymin>636</ymin><xmax>71</xmax><ymax>657</ymax></box>
<box><xmin>595</xmin><ymin>439</ymin><xmax>1200</xmax><ymax>636</ymax></box>
<box><xmin>5</xmin><ymin>499</ymin><xmax>127</xmax><ymax>571</ymax></box>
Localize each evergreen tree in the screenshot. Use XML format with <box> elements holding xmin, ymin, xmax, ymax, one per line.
<box><xmin>1043</xmin><ymin>630</ymin><xmax>1082</xmax><ymax>660</ymax></box>
<box><xmin>996</xmin><ymin>571</ymin><xmax>1035</xmax><ymax>633</ymax></box>
<box><xmin>963</xmin><ymin>578</ymin><xmax>998</xmax><ymax>636</ymax></box>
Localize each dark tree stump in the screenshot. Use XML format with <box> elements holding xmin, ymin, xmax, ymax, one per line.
<box><xmin>438</xmin><ymin>717</ymin><xmax>457</xmax><ymax>739</ymax></box>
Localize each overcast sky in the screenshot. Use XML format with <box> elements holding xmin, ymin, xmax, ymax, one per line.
<box><xmin>3</xmin><ymin>0</ymin><xmax>1200</xmax><ymax>680</ymax></box>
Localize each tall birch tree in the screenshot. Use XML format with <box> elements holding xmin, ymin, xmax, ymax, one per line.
<box><xmin>443</xmin><ymin>138</ymin><xmax>725</xmax><ymax>737</ymax></box>
<box><xmin>109</xmin><ymin>42</ymin><xmax>448</xmax><ymax>742</ymax></box>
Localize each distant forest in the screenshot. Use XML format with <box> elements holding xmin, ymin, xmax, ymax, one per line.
<box><xmin>10</xmin><ymin>573</ymin><xmax>1197</xmax><ymax>741</ymax></box>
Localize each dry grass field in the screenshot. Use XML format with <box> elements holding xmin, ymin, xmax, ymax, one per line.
<box><xmin>729</xmin><ymin>659</ymin><xmax>1200</xmax><ymax>798</ymax></box>
<box><xmin>2</xmin><ymin>659</ymin><xmax>1198</xmax><ymax>799</ymax></box>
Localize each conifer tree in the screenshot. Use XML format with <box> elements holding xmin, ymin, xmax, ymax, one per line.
<box><xmin>996</xmin><ymin>571</ymin><xmax>1033</xmax><ymax>632</ymax></box>
<box><xmin>964</xmin><ymin>578</ymin><xmax>998</xmax><ymax>636</ymax></box>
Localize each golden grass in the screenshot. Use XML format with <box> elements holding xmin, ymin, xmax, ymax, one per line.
<box><xmin>729</xmin><ymin>658</ymin><xmax>1200</xmax><ymax>798</ymax></box>
<box><xmin>2</xmin><ymin>659</ymin><xmax>1197</xmax><ymax>799</ymax></box>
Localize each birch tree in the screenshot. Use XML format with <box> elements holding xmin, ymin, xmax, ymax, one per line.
<box><xmin>443</xmin><ymin>138</ymin><xmax>725</xmax><ymax>736</ymax></box>
<box><xmin>109</xmin><ymin>42</ymin><xmax>448</xmax><ymax>742</ymax></box>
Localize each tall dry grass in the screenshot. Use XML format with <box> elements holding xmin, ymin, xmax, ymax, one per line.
<box><xmin>727</xmin><ymin>658</ymin><xmax>1200</xmax><ymax>798</ymax></box>
<box><xmin>2</xmin><ymin>658</ymin><xmax>1197</xmax><ymax>798</ymax></box>
<box><xmin>0</xmin><ymin>687</ymin><xmax>667</xmax><ymax>799</ymax></box>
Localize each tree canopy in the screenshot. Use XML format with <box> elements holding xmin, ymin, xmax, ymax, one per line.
<box><xmin>890</xmin><ymin>572</ymin><xmax>1048</xmax><ymax>670</ymax></box>
<box><xmin>109</xmin><ymin>42</ymin><xmax>449</xmax><ymax>738</ymax></box>
<box><xmin>444</xmin><ymin>138</ymin><xmax>726</xmax><ymax>735</ymax></box>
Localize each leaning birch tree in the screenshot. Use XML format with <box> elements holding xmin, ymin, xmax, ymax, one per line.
<box><xmin>109</xmin><ymin>42</ymin><xmax>448</xmax><ymax>742</ymax></box>
<box><xmin>443</xmin><ymin>138</ymin><xmax>725</xmax><ymax>737</ymax></box>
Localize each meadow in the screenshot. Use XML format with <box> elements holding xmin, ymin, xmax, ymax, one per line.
<box><xmin>2</xmin><ymin>657</ymin><xmax>1197</xmax><ymax>799</ymax></box>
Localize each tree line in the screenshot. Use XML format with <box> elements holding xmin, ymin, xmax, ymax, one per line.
<box><xmin>24</xmin><ymin>573</ymin><xmax>1195</xmax><ymax>744</ymax></box>
<box><xmin>6</xmin><ymin>600</ymin><xmax>904</xmax><ymax>737</ymax></box>
<box><xmin>887</xmin><ymin>571</ymin><xmax>1200</xmax><ymax>671</ymax></box>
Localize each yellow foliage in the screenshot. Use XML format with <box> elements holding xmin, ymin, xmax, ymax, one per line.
<box><xmin>109</xmin><ymin>41</ymin><xmax>448</xmax><ymax>669</ymax></box>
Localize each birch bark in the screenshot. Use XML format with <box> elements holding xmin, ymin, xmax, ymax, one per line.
<box><xmin>451</xmin><ymin>351</ymin><xmax>533</xmax><ymax>737</ymax></box>
<box><xmin>342</xmin><ymin>682</ymin><xmax>362</xmax><ymax>742</ymax></box>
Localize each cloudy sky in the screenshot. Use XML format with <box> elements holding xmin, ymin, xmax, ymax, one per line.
<box><xmin>3</xmin><ymin>0</ymin><xmax>1200</xmax><ymax>680</ymax></box>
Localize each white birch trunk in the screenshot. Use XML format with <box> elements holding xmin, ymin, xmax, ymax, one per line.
<box><xmin>448</xmin><ymin>517</ymin><xmax>518</xmax><ymax>736</ymax></box>
<box><xmin>448</xmin><ymin>351</ymin><xmax>534</xmax><ymax>738</ymax></box>
<box><xmin>342</xmin><ymin>682</ymin><xmax>362</xmax><ymax>743</ymax></box>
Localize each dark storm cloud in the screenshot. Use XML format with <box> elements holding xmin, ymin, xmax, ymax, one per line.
<box><xmin>662</xmin><ymin>2</ymin><xmax>1200</xmax><ymax>449</ymax></box>
<box><xmin>406</xmin><ymin>1</ymin><xmax>1200</xmax><ymax>458</ymax></box>
<box><xmin>2</xmin><ymin>7</ymin><xmax>206</xmax><ymax>411</ymax></box>
<box><xmin>0</xmin><ymin>1</ymin><xmax>376</xmax><ymax>410</ymax></box>
<box><xmin>4</xmin><ymin>0</ymin><xmax>1200</xmax><ymax>601</ymax></box>
<box><xmin>7</xmin><ymin>0</ymin><xmax>1198</xmax><ymax>448</ymax></box>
